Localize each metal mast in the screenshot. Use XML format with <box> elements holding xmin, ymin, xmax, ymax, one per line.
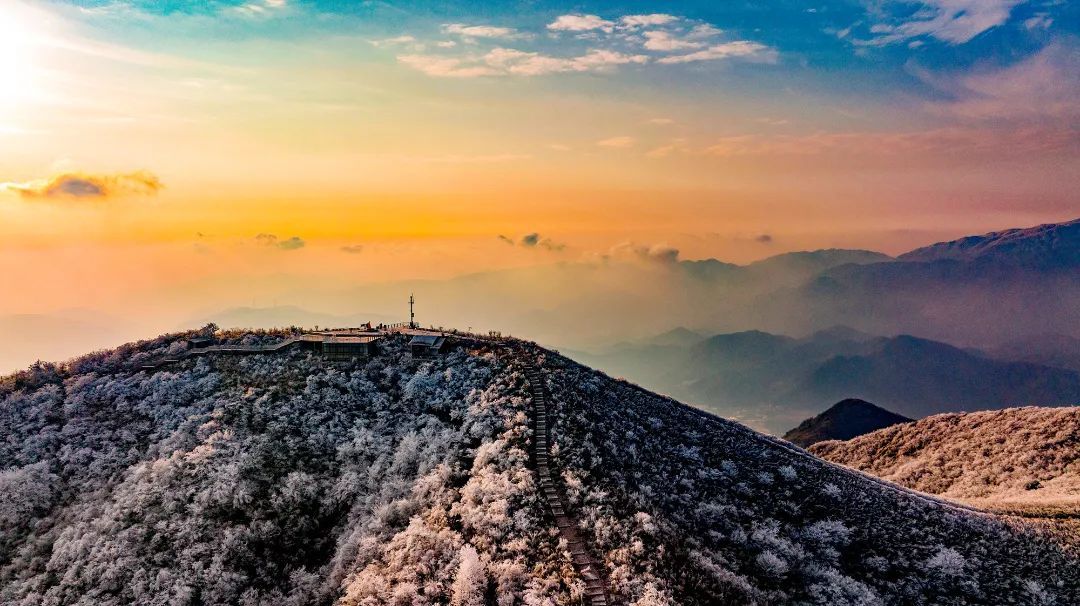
<box><xmin>409</xmin><ymin>293</ymin><xmax>415</xmax><ymax>328</ymax></box>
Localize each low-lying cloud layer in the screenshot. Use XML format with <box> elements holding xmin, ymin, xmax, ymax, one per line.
<box><xmin>606</xmin><ymin>242</ymin><xmax>681</xmax><ymax>265</ymax></box>
<box><xmin>255</xmin><ymin>233</ymin><xmax>306</xmax><ymax>251</ymax></box>
<box><xmin>3</xmin><ymin>171</ymin><xmax>163</xmax><ymax>199</ymax></box>
<box><xmin>498</xmin><ymin>232</ymin><xmax>566</xmax><ymax>251</ymax></box>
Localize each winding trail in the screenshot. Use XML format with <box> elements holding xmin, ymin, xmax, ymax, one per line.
<box><xmin>524</xmin><ymin>364</ymin><xmax>613</xmax><ymax>606</ymax></box>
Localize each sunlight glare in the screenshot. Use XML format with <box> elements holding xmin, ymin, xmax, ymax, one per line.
<box><xmin>0</xmin><ymin>8</ymin><xmax>35</xmax><ymax>109</ymax></box>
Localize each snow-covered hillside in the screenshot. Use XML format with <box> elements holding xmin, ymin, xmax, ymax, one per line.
<box><xmin>1</xmin><ymin>332</ymin><xmax>1078</xmax><ymax>605</ymax></box>
<box><xmin>810</xmin><ymin>406</ymin><xmax>1080</xmax><ymax>513</ymax></box>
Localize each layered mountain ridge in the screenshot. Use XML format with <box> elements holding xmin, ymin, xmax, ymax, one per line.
<box><xmin>574</xmin><ymin>326</ymin><xmax>1080</xmax><ymax>433</ymax></box>
<box><xmin>4</xmin><ymin>218</ymin><xmax>1078</xmax><ymax>375</ymax></box>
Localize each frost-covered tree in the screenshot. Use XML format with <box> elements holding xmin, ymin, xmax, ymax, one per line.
<box><xmin>450</xmin><ymin>545</ymin><xmax>486</xmax><ymax>606</ymax></box>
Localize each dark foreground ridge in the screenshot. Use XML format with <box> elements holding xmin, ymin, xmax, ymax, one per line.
<box><xmin>1</xmin><ymin>327</ymin><xmax>1078</xmax><ymax>604</ymax></box>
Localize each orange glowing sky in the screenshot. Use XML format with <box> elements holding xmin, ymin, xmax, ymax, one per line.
<box><xmin>1</xmin><ymin>0</ymin><xmax>1077</xmax><ymax>321</ymax></box>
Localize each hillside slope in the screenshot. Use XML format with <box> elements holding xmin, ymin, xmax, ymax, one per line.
<box><xmin>1</xmin><ymin>333</ymin><xmax>1078</xmax><ymax>604</ymax></box>
<box><xmin>810</xmin><ymin>407</ymin><xmax>1080</xmax><ymax>514</ymax></box>
<box><xmin>783</xmin><ymin>399</ymin><xmax>912</xmax><ymax>447</ymax></box>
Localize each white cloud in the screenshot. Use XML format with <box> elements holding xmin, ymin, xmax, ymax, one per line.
<box><xmin>917</xmin><ymin>41</ymin><xmax>1080</xmax><ymax>123</ymax></box>
<box><xmin>643</xmin><ymin>31</ymin><xmax>705</xmax><ymax>51</ymax></box>
<box><xmin>864</xmin><ymin>1</ymin><xmax>1027</xmax><ymax>45</ymax></box>
<box><xmin>397</xmin><ymin>54</ymin><xmax>499</xmax><ymax>78</ymax></box>
<box><xmin>399</xmin><ymin>47</ymin><xmax>647</xmax><ymax>78</ymax></box>
<box><xmin>395</xmin><ymin>13</ymin><xmax>771</xmax><ymax>78</ymax></box>
<box><xmin>657</xmin><ymin>41</ymin><xmax>773</xmax><ymax>64</ymax></box>
<box><xmin>572</xmin><ymin>49</ymin><xmax>649</xmax><ymax>70</ymax></box>
<box><xmin>484</xmin><ymin>48</ymin><xmax>647</xmax><ymax>76</ymax></box>
<box><xmin>597</xmin><ymin>136</ymin><xmax>635</xmax><ymax>148</ymax></box>
<box><xmin>547</xmin><ymin>14</ymin><xmax>614</xmax><ymax>33</ymax></box>
<box><xmin>483</xmin><ymin>48</ymin><xmax>560</xmax><ymax>75</ymax></box>
<box><xmin>442</xmin><ymin>23</ymin><xmax>521</xmax><ymax>39</ymax></box>
<box><xmin>370</xmin><ymin>35</ymin><xmax>417</xmax><ymax>47</ymax></box>
<box><xmin>688</xmin><ymin>24</ymin><xmax>723</xmax><ymax>39</ymax></box>
<box><xmin>620</xmin><ymin>14</ymin><xmax>678</xmax><ymax>28</ymax></box>
<box><xmin>233</xmin><ymin>0</ymin><xmax>288</xmax><ymax>16</ymax></box>
<box><xmin>1024</xmin><ymin>14</ymin><xmax>1052</xmax><ymax>30</ymax></box>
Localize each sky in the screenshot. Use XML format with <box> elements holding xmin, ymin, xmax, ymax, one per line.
<box><xmin>0</xmin><ymin>0</ymin><xmax>1078</xmax><ymax>329</ymax></box>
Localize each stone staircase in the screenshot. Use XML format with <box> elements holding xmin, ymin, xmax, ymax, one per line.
<box><xmin>524</xmin><ymin>364</ymin><xmax>612</xmax><ymax>605</ymax></box>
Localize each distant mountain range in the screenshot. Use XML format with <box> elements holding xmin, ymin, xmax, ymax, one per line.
<box><xmin>334</xmin><ymin>217</ymin><xmax>1078</xmax><ymax>349</ymax></box>
<box><xmin>5</xmin><ymin>218</ymin><xmax>1078</xmax><ymax>377</ymax></box>
<box><xmin>0</xmin><ymin>310</ymin><xmax>143</xmax><ymax>374</ymax></box>
<box><xmin>573</xmin><ymin>326</ymin><xmax>1080</xmax><ymax>434</ymax></box>
<box><xmin>987</xmin><ymin>333</ymin><xmax>1080</xmax><ymax>373</ymax></box>
<box><xmin>811</xmin><ymin>406</ymin><xmax>1080</xmax><ymax>516</ymax></box>
<box><xmin>783</xmin><ymin>399</ymin><xmax>912</xmax><ymax>447</ymax></box>
<box><xmin>759</xmin><ymin>218</ymin><xmax>1080</xmax><ymax>346</ymax></box>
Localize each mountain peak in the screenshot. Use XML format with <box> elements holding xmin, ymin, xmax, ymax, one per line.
<box><xmin>642</xmin><ymin>326</ymin><xmax>706</xmax><ymax>347</ymax></box>
<box><xmin>807</xmin><ymin>325</ymin><xmax>874</xmax><ymax>343</ymax></box>
<box><xmin>750</xmin><ymin>248</ymin><xmax>893</xmax><ymax>269</ymax></box>
<box><xmin>898</xmin><ymin>218</ymin><xmax>1080</xmax><ymax>268</ymax></box>
<box><xmin>783</xmin><ymin>398</ymin><xmax>913</xmax><ymax>447</ymax></box>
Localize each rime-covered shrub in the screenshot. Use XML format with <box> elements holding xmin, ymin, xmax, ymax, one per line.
<box><xmin>0</xmin><ymin>336</ymin><xmax>570</xmax><ymax>605</ymax></box>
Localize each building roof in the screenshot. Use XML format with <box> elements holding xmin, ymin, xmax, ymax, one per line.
<box><xmin>323</xmin><ymin>336</ymin><xmax>381</xmax><ymax>344</ymax></box>
<box><xmin>410</xmin><ymin>335</ymin><xmax>446</xmax><ymax>348</ymax></box>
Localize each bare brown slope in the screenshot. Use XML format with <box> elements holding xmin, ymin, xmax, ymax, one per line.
<box><xmin>810</xmin><ymin>406</ymin><xmax>1080</xmax><ymax>513</ymax></box>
